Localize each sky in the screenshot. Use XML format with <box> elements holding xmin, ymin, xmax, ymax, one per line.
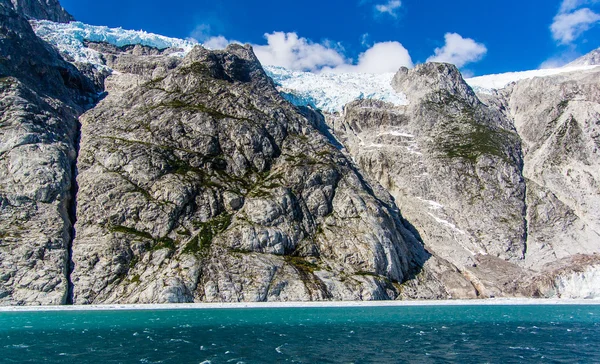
<box><xmin>60</xmin><ymin>0</ymin><xmax>600</xmax><ymax>76</ymax></box>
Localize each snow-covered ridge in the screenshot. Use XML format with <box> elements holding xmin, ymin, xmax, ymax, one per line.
<box><xmin>32</xmin><ymin>20</ymin><xmax>197</xmax><ymax>67</ymax></box>
<box><xmin>265</xmin><ymin>66</ymin><xmax>408</xmax><ymax>113</ymax></box>
<box><xmin>465</xmin><ymin>65</ymin><xmax>599</xmax><ymax>94</ymax></box>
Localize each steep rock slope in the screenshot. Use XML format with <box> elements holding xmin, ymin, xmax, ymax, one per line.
<box><xmin>502</xmin><ymin>68</ymin><xmax>600</xmax><ymax>270</ymax></box>
<box><xmin>71</xmin><ymin>43</ymin><xmax>427</xmax><ymax>304</ymax></box>
<box><xmin>320</xmin><ymin>62</ymin><xmax>600</xmax><ymax>298</ymax></box>
<box><xmin>0</xmin><ymin>0</ymin><xmax>94</xmax><ymax>304</ymax></box>
<box><xmin>10</xmin><ymin>0</ymin><xmax>72</xmax><ymax>22</ymax></box>
<box><xmin>325</xmin><ymin>63</ymin><xmax>530</xmax><ymax>298</ymax></box>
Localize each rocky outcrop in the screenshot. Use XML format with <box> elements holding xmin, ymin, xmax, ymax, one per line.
<box><xmin>0</xmin><ymin>0</ymin><xmax>94</xmax><ymax>304</ymax></box>
<box><xmin>70</xmin><ymin>44</ymin><xmax>428</xmax><ymax>304</ymax></box>
<box><xmin>10</xmin><ymin>0</ymin><xmax>73</xmax><ymax>22</ymax></box>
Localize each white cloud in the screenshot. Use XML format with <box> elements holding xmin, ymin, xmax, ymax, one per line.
<box><xmin>202</xmin><ymin>36</ymin><xmax>234</xmax><ymax>50</ymax></box>
<box><xmin>426</xmin><ymin>33</ymin><xmax>487</xmax><ymax>68</ymax></box>
<box><xmin>252</xmin><ymin>32</ymin><xmax>348</xmax><ymax>72</ymax></box>
<box><xmin>360</xmin><ymin>33</ymin><xmax>371</xmax><ymax>47</ymax></box>
<box><xmin>189</xmin><ymin>29</ymin><xmax>413</xmax><ymax>74</ymax></box>
<box><xmin>328</xmin><ymin>41</ymin><xmax>413</xmax><ymax>73</ymax></box>
<box><xmin>559</xmin><ymin>0</ymin><xmax>600</xmax><ymax>13</ymax></box>
<box><xmin>551</xmin><ymin>7</ymin><xmax>600</xmax><ymax>44</ymax></box>
<box><xmin>374</xmin><ymin>0</ymin><xmax>402</xmax><ymax>17</ymax></box>
<box><xmin>252</xmin><ymin>32</ymin><xmax>412</xmax><ymax>73</ymax></box>
<box><xmin>189</xmin><ymin>23</ymin><xmax>241</xmax><ymax>50</ymax></box>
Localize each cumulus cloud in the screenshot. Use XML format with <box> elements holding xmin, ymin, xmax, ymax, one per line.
<box><xmin>551</xmin><ymin>7</ymin><xmax>600</xmax><ymax>44</ymax></box>
<box><xmin>374</xmin><ymin>0</ymin><xmax>402</xmax><ymax>17</ymax></box>
<box><xmin>203</xmin><ymin>36</ymin><xmax>234</xmax><ymax>50</ymax></box>
<box><xmin>550</xmin><ymin>0</ymin><xmax>600</xmax><ymax>44</ymax></box>
<box><xmin>252</xmin><ymin>32</ymin><xmax>412</xmax><ymax>73</ymax></box>
<box><xmin>252</xmin><ymin>32</ymin><xmax>348</xmax><ymax>72</ymax></box>
<box><xmin>189</xmin><ymin>23</ymin><xmax>241</xmax><ymax>50</ymax></box>
<box><xmin>328</xmin><ymin>41</ymin><xmax>413</xmax><ymax>73</ymax></box>
<box><xmin>426</xmin><ymin>33</ymin><xmax>487</xmax><ymax>68</ymax></box>
<box><xmin>189</xmin><ymin>28</ymin><xmax>413</xmax><ymax>73</ymax></box>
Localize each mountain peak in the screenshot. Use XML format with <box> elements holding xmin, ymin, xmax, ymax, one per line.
<box><xmin>10</xmin><ymin>0</ymin><xmax>73</xmax><ymax>23</ymax></box>
<box><xmin>565</xmin><ymin>47</ymin><xmax>600</xmax><ymax>67</ymax></box>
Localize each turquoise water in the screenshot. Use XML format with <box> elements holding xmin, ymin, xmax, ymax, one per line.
<box><xmin>0</xmin><ymin>305</ymin><xmax>599</xmax><ymax>363</ymax></box>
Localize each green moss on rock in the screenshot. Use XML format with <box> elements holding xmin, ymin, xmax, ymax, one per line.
<box><xmin>184</xmin><ymin>213</ymin><xmax>232</xmax><ymax>255</ymax></box>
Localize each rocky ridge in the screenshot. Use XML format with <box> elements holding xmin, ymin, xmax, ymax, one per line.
<box><xmin>10</xmin><ymin>0</ymin><xmax>72</xmax><ymax>23</ymax></box>
<box><xmin>566</xmin><ymin>47</ymin><xmax>600</xmax><ymax>67</ymax></box>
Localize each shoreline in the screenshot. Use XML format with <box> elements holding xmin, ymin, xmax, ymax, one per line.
<box><xmin>1</xmin><ymin>298</ymin><xmax>599</xmax><ymax>312</ymax></box>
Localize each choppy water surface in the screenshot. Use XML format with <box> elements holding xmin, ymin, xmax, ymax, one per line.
<box><xmin>0</xmin><ymin>304</ymin><xmax>599</xmax><ymax>363</ymax></box>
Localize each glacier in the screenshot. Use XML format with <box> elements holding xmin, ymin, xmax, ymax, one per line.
<box><xmin>31</xmin><ymin>20</ymin><xmax>197</xmax><ymax>67</ymax></box>
<box><xmin>264</xmin><ymin>66</ymin><xmax>408</xmax><ymax>113</ymax></box>
<box><xmin>30</xmin><ymin>20</ymin><xmax>599</xmax><ymax>113</ymax></box>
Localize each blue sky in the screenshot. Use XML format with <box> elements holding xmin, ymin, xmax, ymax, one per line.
<box><xmin>61</xmin><ymin>0</ymin><xmax>600</xmax><ymax>76</ymax></box>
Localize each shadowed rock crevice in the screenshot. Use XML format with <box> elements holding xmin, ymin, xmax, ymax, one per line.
<box><xmin>0</xmin><ymin>0</ymin><xmax>98</xmax><ymax>305</ymax></box>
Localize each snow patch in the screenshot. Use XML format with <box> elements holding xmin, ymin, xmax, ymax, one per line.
<box><xmin>427</xmin><ymin>213</ymin><xmax>467</xmax><ymax>235</ymax></box>
<box><xmin>417</xmin><ymin>198</ymin><xmax>444</xmax><ymax>210</ymax></box>
<box><xmin>378</xmin><ymin>131</ymin><xmax>414</xmax><ymax>138</ymax></box>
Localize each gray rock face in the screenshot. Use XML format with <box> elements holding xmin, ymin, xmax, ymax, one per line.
<box><xmin>70</xmin><ymin>44</ymin><xmax>427</xmax><ymax>304</ymax></box>
<box><xmin>504</xmin><ymin>68</ymin><xmax>600</xmax><ymax>270</ymax></box>
<box><xmin>324</xmin><ymin>62</ymin><xmax>600</xmax><ymax>298</ymax></box>
<box><xmin>325</xmin><ymin>63</ymin><xmax>528</xmax><ymax>298</ymax></box>
<box><xmin>10</xmin><ymin>0</ymin><xmax>73</xmax><ymax>23</ymax></box>
<box><xmin>0</xmin><ymin>0</ymin><xmax>92</xmax><ymax>304</ymax></box>
<box><xmin>1</xmin><ymin>0</ymin><xmax>599</xmax><ymax>304</ymax></box>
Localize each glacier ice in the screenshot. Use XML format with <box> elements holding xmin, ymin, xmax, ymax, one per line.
<box><xmin>553</xmin><ymin>265</ymin><xmax>600</xmax><ymax>299</ymax></box>
<box><xmin>31</xmin><ymin>20</ymin><xmax>197</xmax><ymax>67</ymax></box>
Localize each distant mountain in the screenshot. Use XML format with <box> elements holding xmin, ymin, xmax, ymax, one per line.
<box><xmin>565</xmin><ymin>47</ymin><xmax>600</xmax><ymax>67</ymax></box>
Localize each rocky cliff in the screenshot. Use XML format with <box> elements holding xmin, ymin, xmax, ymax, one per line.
<box><xmin>1</xmin><ymin>0</ymin><xmax>599</xmax><ymax>305</ymax></box>
<box><xmin>0</xmin><ymin>0</ymin><xmax>95</xmax><ymax>304</ymax></box>
<box><xmin>70</xmin><ymin>43</ymin><xmax>428</xmax><ymax>304</ymax></box>
<box><xmin>324</xmin><ymin>63</ymin><xmax>600</xmax><ymax>299</ymax></box>
<box><xmin>10</xmin><ymin>0</ymin><xmax>72</xmax><ymax>22</ymax></box>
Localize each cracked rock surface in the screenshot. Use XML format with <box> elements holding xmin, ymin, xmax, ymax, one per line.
<box><xmin>70</xmin><ymin>44</ymin><xmax>427</xmax><ymax>304</ymax></box>
<box><xmin>0</xmin><ymin>0</ymin><xmax>93</xmax><ymax>304</ymax></box>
